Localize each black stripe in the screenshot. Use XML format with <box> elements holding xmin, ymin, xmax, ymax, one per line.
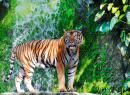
<box><xmin>37</xmin><ymin>40</ymin><xmax>46</xmax><ymax>53</ymax></box>
<box><xmin>9</xmin><ymin>72</ymin><xmax>12</xmax><ymax>75</ymax></box>
<box><xmin>62</xmin><ymin>59</ymin><xmax>65</xmax><ymax>67</ymax></box>
<box><xmin>36</xmin><ymin>55</ymin><xmax>38</xmax><ymax>62</ymax></box>
<box><xmin>14</xmin><ymin>51</ymin><xmax>16</xmax><ymax>54</ymax></box>
<box><xmin>10</xmin><ymin>62</ymin><xmax>14</xmax><ymax>65</ymax></box>
<box><xmin>41</xmin><ymin>59</ymin><xmax>48</xmax><ymax>68</ymax></box>
<box><xmin>35</xmin><ymin>40</ymin><xmax>42</xmax><ymax>61</ymax></box>
<box><xmin>24</xmin><ymin>55</ymin><xmax>29</xmax><ymax>61</ymax></box>
<box><xmin>35</xmin><ymin>40</ymin><xmax>41</xmax><ymax>62</ymax></box>
<box><xmin>46</xmin><ymin>60</ymin><xmax>51</xmax><ymax>68</ymax></box>
<box><xmin>10</xmin><ymin>67</ymin><xmax>13</xmax><ymax>70</ymax></box>
<box><xmin>53</xmin><ymin>59</ymin><xmax>55</xmax><ymax>66</ymax></box>
<box><xmin>64</xmin><ymin>38</ymin><xmax>67</xmax><ymax>44</ymax></box>
<box><xmin>11</xmin><ymin>57</ymin><xmax>14</xmax><ymax>60</ymax></box>
<box><xmin>65</xmin><ymin>56</ymin><xmax>68</xmax><ymax>63</ymax></box>
<box><xmin>34</xmin><ymin>40</ymin><xmax>42</xmax><ymax>54</ymax></box>
<box><xmin>23</xmin><ymin>76</ymin><xmax>25</xmax><ymax>78</ymax></box>
<box><xmin>50</xmin><ymin>65</ymin><xmax>56</xmax><ymax>68</ymax></box>
<box><xmin>66</xmin><ymin>48</ymin><xmax>71</xmax><ymax>56</ymax></box>
<box><xmin>6</xmin><ymin>77</ymin><xmax>9</xmax><ymax>80</ymax></box>
<box><xmin>68</xmin><ymin>74</ymin><xmax>74</xmax><ymax>78</ymax></box>
<box><xmin>28</xmin><ymin>63</ymin><xmax>35</xmax><ymax>69</ymax></box>
<box><xmin>74</xmin><ymin>59</ymin><xmax>79</xmax><ymax>65</ymax></box>
<box><xmin>41</xmin><ymin>40</ymin><xmax>51</xmax><ymax>58</ymax></box>
<box><xmin>69</xmin><ymin>65</ymin><xmax>77</xmax><ymax>69</ymax></box>
<box><xmin>20</xmin><ymin>66</ymin><xmax>24</xmax><ymax>69</ymax></box>
<box><xmin>68</xmin><ymin>70</ymin><xmax>76</xmax><ymax>75</ymax></box>
<box><xmin>32</xmin><ymin>59</ymin><xmax>35</xmax><ymax>66</ymax></box>
<box><xmin>37</xmin><ymin>40</ymin><xmax>42</xmax><ymax>49</ymax></box>
<box><xmin>31</xmin><ymin>40</ymin><xmax>35</xmax><ymax>49</ymax></box>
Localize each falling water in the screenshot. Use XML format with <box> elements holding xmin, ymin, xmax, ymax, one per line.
<box><xmin>5</xmin><ymin>0</ymin><xmax>60</xmax><ymax>92</ymax></box>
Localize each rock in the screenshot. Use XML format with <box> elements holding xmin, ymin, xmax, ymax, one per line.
<box><xmin>1</xmin><ymin>92</ymin><xmax>100</xmax><ymax>95</ymax></box>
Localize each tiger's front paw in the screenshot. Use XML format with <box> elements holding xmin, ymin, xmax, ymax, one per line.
<box><xmin>30</xmin><ymin>89</ymin><xmax>39</xmax><ymax>93</ymax></box>
<box><xmin>59</xmin><ymin>88</ymin><xmax>67</xmax><ymax>92</ymax></box>
<box><xmin>68</xmin><ymin>88</ymin><xmax>77</xmax><ymax>92</ymax></box>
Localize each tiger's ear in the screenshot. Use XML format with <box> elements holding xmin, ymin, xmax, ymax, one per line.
<box><xmin>63</xmin><ymin>29</ymin><xmax>67</xmax><ymax>33</ymax></box>
<box><xmin>78</xmin><ymin>28</ymin><xmax>82</xmax><ymax>33</ymax></box>
<box><xmin>78</xmin><ymin>30</ymin><xmax>82</xmax><ymax>33</ymax></box>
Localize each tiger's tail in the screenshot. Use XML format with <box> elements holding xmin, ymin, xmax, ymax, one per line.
<box><xmin>3</xmin><ymin>47</ymin><xmax>16</xmax><ymax>82</ymax></box>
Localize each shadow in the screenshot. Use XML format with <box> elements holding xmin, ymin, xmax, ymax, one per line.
<box><xmin>0</xmin><ymin>1</ymin><xmax>8</xmax><ymax>21</ymax></box>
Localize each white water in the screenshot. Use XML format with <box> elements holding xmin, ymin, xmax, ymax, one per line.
<box><xmin>5</xmin><ymin>0</ymin><xmax>60</xmax><ymax>92</ymax></box>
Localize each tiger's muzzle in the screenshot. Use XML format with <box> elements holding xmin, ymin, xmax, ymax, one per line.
<box><xmin>69</xmin><ymin>41</ymin><xmax>76</xmax><ymax>49</ymax></box>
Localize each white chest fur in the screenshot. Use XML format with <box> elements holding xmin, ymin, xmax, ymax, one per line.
<box><xmin>64</xmin><ymin>52</ymin><xmax>79</xmax><ymax>68</ymax></box>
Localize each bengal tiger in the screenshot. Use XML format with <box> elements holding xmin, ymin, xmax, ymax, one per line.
<box><xmin>3</xmin><ymin>29</ymin><xmax>83</xmax><ymax>93</ymax></box>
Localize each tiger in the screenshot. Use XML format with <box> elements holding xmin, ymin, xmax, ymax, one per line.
<box><xmin>3</xmin><ymin>29</ymin><xmax>83</xmax><ymax>93</ymax></box>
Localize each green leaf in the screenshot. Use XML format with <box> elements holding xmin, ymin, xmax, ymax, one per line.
<box><xmin>123</xmin><ymin>78</ymin><xmax>130</xmax><ymax>91</ymax></box>
<box><xmin>117</xmin><ymin>42</ymin><xmax>127</xmax><ymax>56</ymax></box>
<box><xmin>126</xmin><ymin>11</ymin><xmax>130</xmax><ymax>23</ymax></box>
<box><xmin>107</xmin><ymin>3</ymin><xmax>113</xmax><ymax>11</ymax></box>
<box><xmin>123</xmin><ymin>5</ymin><xmax>128</xmax><ymax>12</ymax></box>
<box><xmin>94</xmin><ymin>10</ymin><xmax>105</xmax><ymax>22</ymax></box>
<box><xmin>66</xmin><ymin>9</ymin><xmax>74</xmax><ymax>17</ymax></box>
<box><xmin>75</xmin><ymin>25</ymin><xmax>83</xmax><ymax>30</ymax></box>
<box><xmin>104</xmin><ymin>0</ymin><xmax>108</xmax><ymax>3</ymax></box>
<box><xmin>115</xmin><ymin>10</ymin><xmax>120</xmax><ymax>17</ymax></box>
<box><xmin>120</xmin><ymin>32</ymin><xmax>125</xmax><ymax>44</ymax></box>
<box><xmin>119</xmin><ymin>14</ymin><xmax>125</xmax><ymax>20</ymax></box>
<box><xmin>69</xmin><ymin>20</ymin><xmax>73</xmax><ymax>28</ymax></box>
<box><xmin>126</xmin><ymin>33</ymin><xmax>130</xmax><ymax>46</ymax></box>
<box><xmin>125</xmin><ymin>39</ymin><xmax>129</xmax><ymax>46</ymax></box>
<box><xmin>122</xmin><ymin>0</ymin><xmax>128</xmax><ymax>4</ymax></box>
<box><xmin>110</xmin><ymin>16</ymin><xmax>118</xmax><ymax>30</ymax></box>
<box><xmin>120</xmin><ymin>31</ymin><xmax>125</xmax><ymax>38</ymax></box>
<box><xmin>100</xmin><ymin>3</ymin><xmax>107</xmax><ymax>9</ymax></box>
<box><xmin>112</xmin><ymin>7</ymin><xmax>118</xmax><ymax>13</ymax></box>
<box><xmin>99</xmin><ymin>22</ymin><xmax>110</xmax><ymax>32</ymax></box>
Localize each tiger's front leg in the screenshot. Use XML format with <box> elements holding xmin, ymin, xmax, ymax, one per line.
<box><xmin>56</xmin><ymin>62</ymin><xmax>67</xmax><ymax>92</ymax></box>
<box><xmin>68</xmin><ymin>65</ymin><xmax>77</xmax><ymax>92</ymax></box>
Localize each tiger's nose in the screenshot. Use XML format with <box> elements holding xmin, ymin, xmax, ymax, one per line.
<box><xmin>70</xmin><ymin>41</ymin><xmax>74</xmax><ymax>43</ymax></box>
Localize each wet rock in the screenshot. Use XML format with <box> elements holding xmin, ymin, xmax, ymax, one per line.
<box><xmin>0</xmin><ymin>1</ymin><xmax>8</xmax><ymax>21</ymax></box>
<box><xmin>1</xmin><ymin>92</ymin><xmax>100</xmax><ymax>95</ymax></box>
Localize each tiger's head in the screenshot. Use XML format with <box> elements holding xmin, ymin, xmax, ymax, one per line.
<box><xmin>63</xmin><ymin>29</ymin><xmax>83</xmax><ymax>49</ymax></box>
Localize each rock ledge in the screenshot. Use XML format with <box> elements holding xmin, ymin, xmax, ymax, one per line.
<box><xmin>1</xmin><ymin>92</ymin><xmax>100</xmax><ymax>95</ymax></box>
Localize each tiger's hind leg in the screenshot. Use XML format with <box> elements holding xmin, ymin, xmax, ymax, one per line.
<box><xmin>15</xmin><ymin>65</ymin><xmax>25</xmax><ymax>93</ymax></box>
<box><xmin>24</xmin><ymin>62</ymin><xmax>39</xmax><ymax>93</ymax></box>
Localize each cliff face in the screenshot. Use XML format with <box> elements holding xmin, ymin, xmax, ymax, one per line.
<box><xmin>97</xmin><ymin>32</ymin><xmax>125</xmax><ymax>91</ymax></box>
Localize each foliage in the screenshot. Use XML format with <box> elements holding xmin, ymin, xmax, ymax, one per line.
<box><xmin>94</xmin><ymin>0</ymin><xmax>130</xmax><ymax>94</ymax></box>
<box><xmin>0</xmin><ymin>0</ymin><xmax>122</xmax><ymax>94</ymax></box>
<box><xmin>94</xmin><ymin>0</ymin><xmax>130</xmax><ymax>57</ymax></box>
<box><xmin>57</xmin><ymin>0</ymin><xmax>115</xmax><ymax>93</ymax></box>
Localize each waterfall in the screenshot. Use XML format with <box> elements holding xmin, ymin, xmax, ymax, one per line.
<box><xmin>5</xmin><ymin>0</ymin><xmax>60</xmax><ymax>92</ymax></box>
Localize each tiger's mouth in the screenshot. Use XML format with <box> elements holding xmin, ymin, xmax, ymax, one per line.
<box><xmin>69</xmin><ymin>44</ymin><xmax>76</xmax><ymax>49</ymax></box>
